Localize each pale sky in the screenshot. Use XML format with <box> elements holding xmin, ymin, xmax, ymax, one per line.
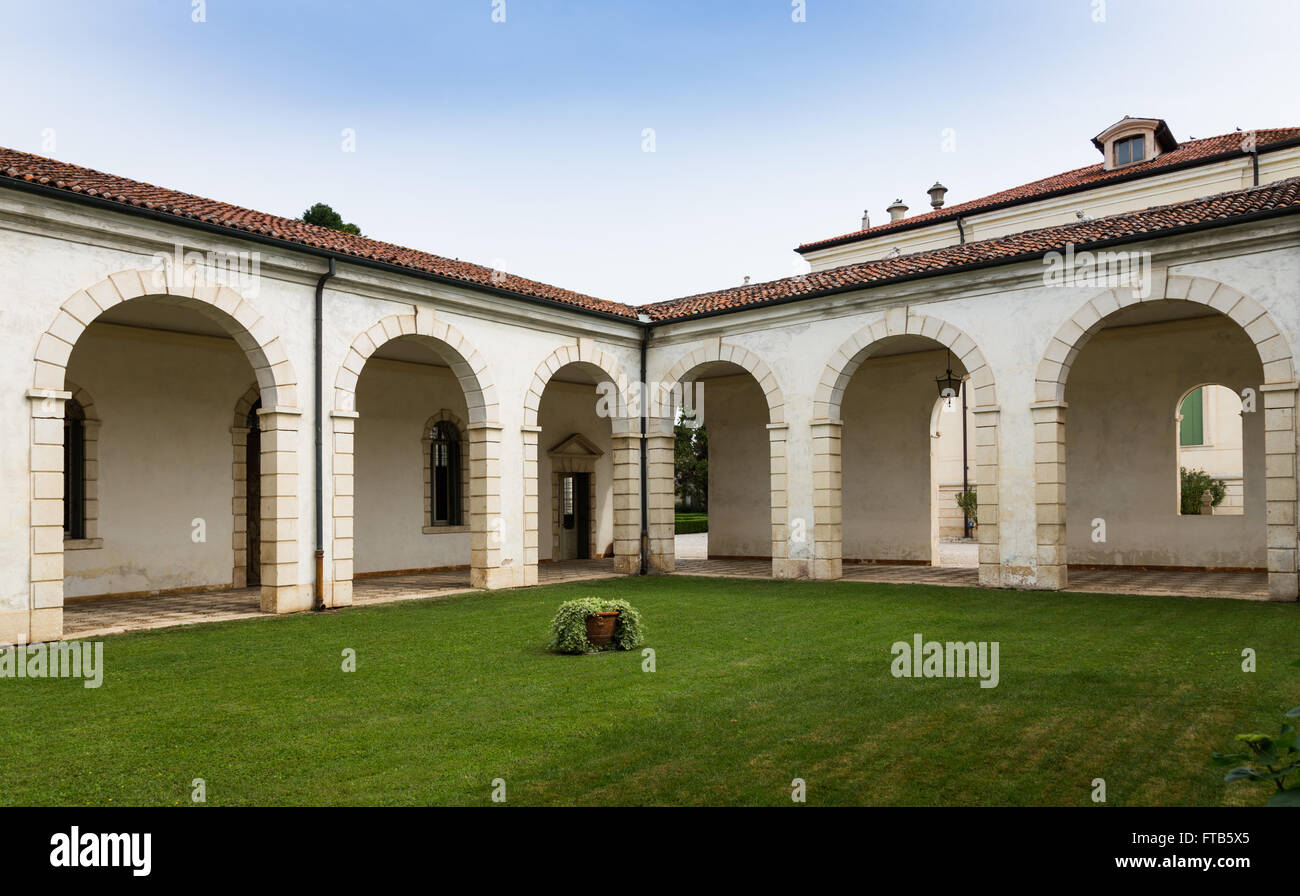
<box><xmin>2</xmin><ymin>0</ymin><xmax>1297</xmax><ymax>304</ymax></box>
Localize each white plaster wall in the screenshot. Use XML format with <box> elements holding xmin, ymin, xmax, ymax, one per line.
<box><xmin>354</xmin><ymin>355</ymin><xmax>470</xmax><ymax>574</ymax></box>
<box><xmin>934</xmin><ymin>390</ymin><xmax>975</xmax><ymax>487</ymax></box>
<box><xmin>63</xmin><ymin>323</ymin><xmax>251</xmax><ymax>597</ymax></box>
<box><xmin>803</xmin><ymin>146</ymin><xmax>1300</xmax><ymax>270</ymax></box>
<box><xmin>1</xmin><ymin>185</ymin><xmax>1296</xmax><ymax>614</ymax></box>
<box><xmin>1065</xmin><ymin>316</ymin><xmax>1265</xmax><ymax>567</ymax></box>
<box><xmin>649</xmin><ymin>218</ymin><xmax>1300</xmax><ymax>583</ymax></box>
<box><xmin>704</xmin><ymin>374</ymin><xmax>771</xmax><ymax>557</ymax></box>
<box><xmin>537</xmin><ymin>379</ymin><xmax>613</xmax><ymax>561</ymax></box>
<box><xmin>0</xmin><ymin>200</ymin><xmax>321</xmax><ymax>609</ymax></box>
<box><xmin>323</xmin><ymin>278</ymin><xmax>642</xmax><ymax>582</ymax></box>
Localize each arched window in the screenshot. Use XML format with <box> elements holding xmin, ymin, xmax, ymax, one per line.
<box><xmin>1177</xmin><ymin>384</ymin><xmax>1244</xmax><ymax>515</ymax></box>
<box><xmin>64</xmin><ymin>398</ymin><xmax>86</xmax><ymax>539</ymax></box>
<box><xmin>429</xmin><ymin>420</ymin><xmax>463</xmax><ymax>527</ymax></box>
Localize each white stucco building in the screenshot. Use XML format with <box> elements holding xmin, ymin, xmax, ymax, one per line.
<box><xmin>2</xmin><ymin>115</ymin><xmax>1298</xmax><ymax>644</ymax></box>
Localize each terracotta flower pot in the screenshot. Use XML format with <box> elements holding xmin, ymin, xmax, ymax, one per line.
<box><xmin>585</xmin><ymin>611</ymin><xmax>620</xmax><ymax>647</ymax></box>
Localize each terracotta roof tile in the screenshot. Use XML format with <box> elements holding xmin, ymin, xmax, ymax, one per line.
<box><xmin>0</xmin><ymin>147</ymin><xmax>640</xmax><ymax>319</ymax></box>
<box><xmin>645</xmin><ymin>176</ymin><xmax>1300</xmax><ymax>321</ymax></box>
<box><xmin>797</xmin><ymin>128</ymin><xmax>1300</xmax><ymax>253</ymax></box>
<box><xmin>3</xmin><ymin>142</ymin><xmax>1299</xmax><ymax>326</ymax></box>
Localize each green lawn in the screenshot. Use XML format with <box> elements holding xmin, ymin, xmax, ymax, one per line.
<box><xmin>1</xmin><ymin>577</ymin><xmax>1295</xmax><ymax>806</ymax></box>
<box><xmin>675</xmin><ymin>512</ymin><xmax>708</xmax><ymax>534</ymax></box>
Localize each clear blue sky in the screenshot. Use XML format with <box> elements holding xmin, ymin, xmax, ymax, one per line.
<box><xmin>2</xmin><ymin>0</ymin><xmax>1297</xmax><ymax>304</ymax></box>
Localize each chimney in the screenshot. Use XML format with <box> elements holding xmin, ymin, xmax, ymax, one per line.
<box><xmin>886</xmin><ymin>198</ymin><xmax>908</xmax><ymax>222</ymax></box>
<box><xmin>861</xmin><ymin>210</ymin><xmax>871</xmax><ymax>230</ymax></box>
<box><xmin>927</xmin><ymin>182</ymin><xmax>948</xmax><ymax>209</ymax></box>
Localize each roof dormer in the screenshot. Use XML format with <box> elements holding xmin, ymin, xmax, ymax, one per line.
<box><xmin>1092</xmin><ymin>117</ymin><xmax>1179</xmax><ymax>171</ymax></box>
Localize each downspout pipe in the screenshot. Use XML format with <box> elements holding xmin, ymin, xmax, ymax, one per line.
<box><xmin>638</xmin><ymin>318</ymin><xmax>651</xmax><ymax>575</ymax></box>
<box><xmin>313</xmin><ymin>258</ymin><xmax>336</xmax><ymax>610</ymax></box>
<box><xmin>961</xmin><ymin>378</ymin><xmax>970</xmax><ymax>538</ymax></box>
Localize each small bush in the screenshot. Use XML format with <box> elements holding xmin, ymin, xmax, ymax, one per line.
<box><xmin>1180</xmin><ymin>467</ymin><xmax>1227</xmax><ymax>515</ymax></box>
<box><xmin>955</xmin><ymin>489</ymin><xmax>977</xmax><ymax>526</ymax></box>
<box><xmin>549</xmin><ymin>598</ymin><xmax>645</xmax><ymax>654</ymax></box>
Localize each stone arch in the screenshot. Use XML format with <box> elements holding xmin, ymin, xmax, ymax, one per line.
<box><xmin>35</xmin><ymin>269</ymin><xmax>299</xmax><ymax>408</ymax></box>
<box><xmin>330</xmin><ymin>311</ymin><xmax>508</xmax><ymax>598</ymax></box>
<box><xmin>521</xmin><ymin>342</ymin><xmax>634</xmax><ymax>580</ymax></box>
<box><xmin>232</xmin><ymin>382</ymin><xmax>260</xmax><ymax>428</ymax></box>
<box><xmin>1035</xmin><ymin>276</ymin><xmax>1295</xmax><ymax>402</ymax></box>
<box><xmin>1032</xmin><ymin>275</ymin><xmax>1298</xmax><ymax>600</ymax></box>
<box><xmin>657</xmin><ymin>342</ymin><xmax>793</xmax><ymax>576</ymax></box>
<box><xmin>523</xmin><ymin>341</ymin><xmax>630</xmax><ymax>430</ymax></box>
<box><xmin>663</xmin><ymin>341</ymin><xmax>785</xmax><ymax>424</ymax></box>
<box><xmin>333</xmin><ymin>310</ymin><xmax>498</xmax><ymax>425</ymax></box>
<box><xmin>811</xmin><ymin>310</ymin><xmax>1001</xmax><ymax>585</ymax></box>
<box><xmin>815</xmin><ymin>309</ymin><xmax>998</xmax><ymax>421</ymax></box>
<box><xmin>24</xmin><ymin>270</ymin><xmax>304</xmax><ymax>643</ymax></box>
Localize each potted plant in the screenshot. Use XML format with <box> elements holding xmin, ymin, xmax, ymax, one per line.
<box><xmin>585</xmin><ymin>610</ymin><xmax>620</xmax><ymax>647</ymax></box>
<box><xmin>955</xmin><ymin>489</ymin><xmax>978</xmax><ymax>537</ymax></box>
<box><xmin>549</xmin><ymin>597</ymin><xmax>645</xmax><ymax>654</ymax></box>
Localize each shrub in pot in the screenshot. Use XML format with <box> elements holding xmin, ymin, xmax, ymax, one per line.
<box><xmin>549</xmin><ymin>597</ymin><xmax>645</xmax><ymax>654</ymax></box>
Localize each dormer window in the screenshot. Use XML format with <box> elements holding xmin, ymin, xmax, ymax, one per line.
<box><xmin>1114</xmin><ymin>134</ymin><xmax>1145</xmax><ymax>166</ymax></box>
<box><xmin>1092</xmin><ymin>117</ymin><xmax>1178</xmax><ymax>171</ymax></box>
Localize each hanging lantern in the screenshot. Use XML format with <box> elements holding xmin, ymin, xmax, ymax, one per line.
<box><xmin>936</xmin><ymin>349</ymin><xmax>961</xmax><ymax>399</ymax></box>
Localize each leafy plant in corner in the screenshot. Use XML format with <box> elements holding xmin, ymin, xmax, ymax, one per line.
<box><xmin>1212</xmin><ymin>659</ymin><xmax>1300</xmax><ymax>806</ymax></box>
<box><xmin>1180</xmin><ymin>467</ymin><xmax>1227</xmax><ymax>515</ymax></box>
<box><xmin>955</xmin><ymin>489</ymin><xmax>977</xmax><ymax>527</ymax></box>
<box><xmin>549</xmin><ymin>597</ymin><xmax>645</xmax><ymax>655</ymax></box>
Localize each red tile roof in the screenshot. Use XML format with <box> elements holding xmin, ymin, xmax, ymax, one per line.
<box><xmin>2</xmin><ymin>143</ymin><xmax>1299</xmax><ymax>325</ymax></box>
<box><xmin>644</xmin><ymin>176</ymin><xmax>1300</xmax><ymax>321</ymax></box>
<box><xmin>796</xmin><ymin>128</ymin><xmax>1300</xmax><ymax>254</ymax></box>
<box><xmin>0</xmin><ymin>146</ymin><xmax>640</xmax><ymax>319</ymax></box>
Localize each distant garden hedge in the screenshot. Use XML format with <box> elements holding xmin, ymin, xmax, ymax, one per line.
<box><xmin>675</xmin><ymin>513</ymin><xmax>708</xmax><ymax>535</ymax></box>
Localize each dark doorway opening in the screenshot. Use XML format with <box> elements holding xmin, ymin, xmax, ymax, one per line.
<box><xmin>560</xmin><ymin>472</ymin><xmax>591</xmax><ymax>560</ymax></box>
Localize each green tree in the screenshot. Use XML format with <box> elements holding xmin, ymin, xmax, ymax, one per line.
<box><xmin>1180</xmin><ymin>467</ymin><xmax>1227</xmax><ymax>515</ymax></box>
<box><xmin>300</xmin><ymin>203</ymin><xmax>363</xmax><ymax>236</ymax></box>
<box><xmin>674</xmin><ymin>418</ymin><xmax>708</xmax><ymax>511</ymax></box>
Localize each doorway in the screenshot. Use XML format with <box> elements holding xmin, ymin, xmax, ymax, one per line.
<box><xmin>557</xmin><ymin>472</ymin><xmax>591</xmax><ymax>560</ymax></box>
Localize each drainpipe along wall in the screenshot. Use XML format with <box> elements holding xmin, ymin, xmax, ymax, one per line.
<box><xmin>639</xmin><ymin>319</ymin><xmax>651</xmax><ymax>575</ymax></box>
<box><xmin>314</xmin><ymin>258</ymin><xmax>336</xmax><ymax>608</ymax></box>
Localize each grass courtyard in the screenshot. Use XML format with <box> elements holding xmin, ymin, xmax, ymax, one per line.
<box><xmin>1</xmin><ymin>576</ymin><xmax>1296</xmax><ymax>806</ymax></box>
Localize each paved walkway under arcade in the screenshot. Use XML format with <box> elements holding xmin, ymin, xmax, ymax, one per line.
<box><xmin>62</xmin><ymin>559</ymin><xmax>621</xmax><ymax>639</ymax></box>
<box><xmin>60</xmin><ymin>555</ymin><xmax>1269</xmax><ymax>640</ymax></box>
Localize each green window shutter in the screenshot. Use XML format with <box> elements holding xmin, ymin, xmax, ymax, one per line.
<box><xmin>1179</xmin><ymin>388</ymin><xmax>1204</xmax><ymax>446</ymax></box>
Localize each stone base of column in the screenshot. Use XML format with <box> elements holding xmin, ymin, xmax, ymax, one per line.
<box><xmin>3</xmin><ymin>606</ymin><xmax>64</xmax><ymax>643</ymax></box>
<box><xmin>328</xmin><ymin>578</ymin><xmax>354</xmax><ymax>608</ymax></box>
<box><xmin>1267</xmin><ymin>571</ymin><xmax>1298</xmax><ymax>601</ymax></box>
<box><xmin>0</xmin><ymin>610</ymin><xmax>29</xmax><ymax>645</ymax></box>
<box><xmin>647</xmin><ymin>550</ymin><xmax>675</xmax><ymax>574</ymax></box>
<box><xmin>475</xmin><ymin>565</ymin><xmax>529</xmax><ymax>590</ymax></box>
<box><xmin>614</xmin><ymin>555</ymin><xmax>640</xmax><ymax>575</ymax></box>
<box><xmin>977</xmin><ymin>561</ymin><xmax>1003</xmax><ymax>588</ymax></box>
<box><xmin>1032</xmin><ymin>564</ymin><xmax>1068</xmax><ymax>590</ymax></box>
<box><xmin>773</xmin><ymin>558</ymin><xmax>811</xmax><ymax>579</ymax></box>
<box><xmin>29</xmin><ymin>607</ymin><xmax>62</xmax><ymax>642</ymax></box>
<box><xmin>261</xmin><ymin>583</ymin><xmax>312</xmax><ymax>614</ymax></box>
